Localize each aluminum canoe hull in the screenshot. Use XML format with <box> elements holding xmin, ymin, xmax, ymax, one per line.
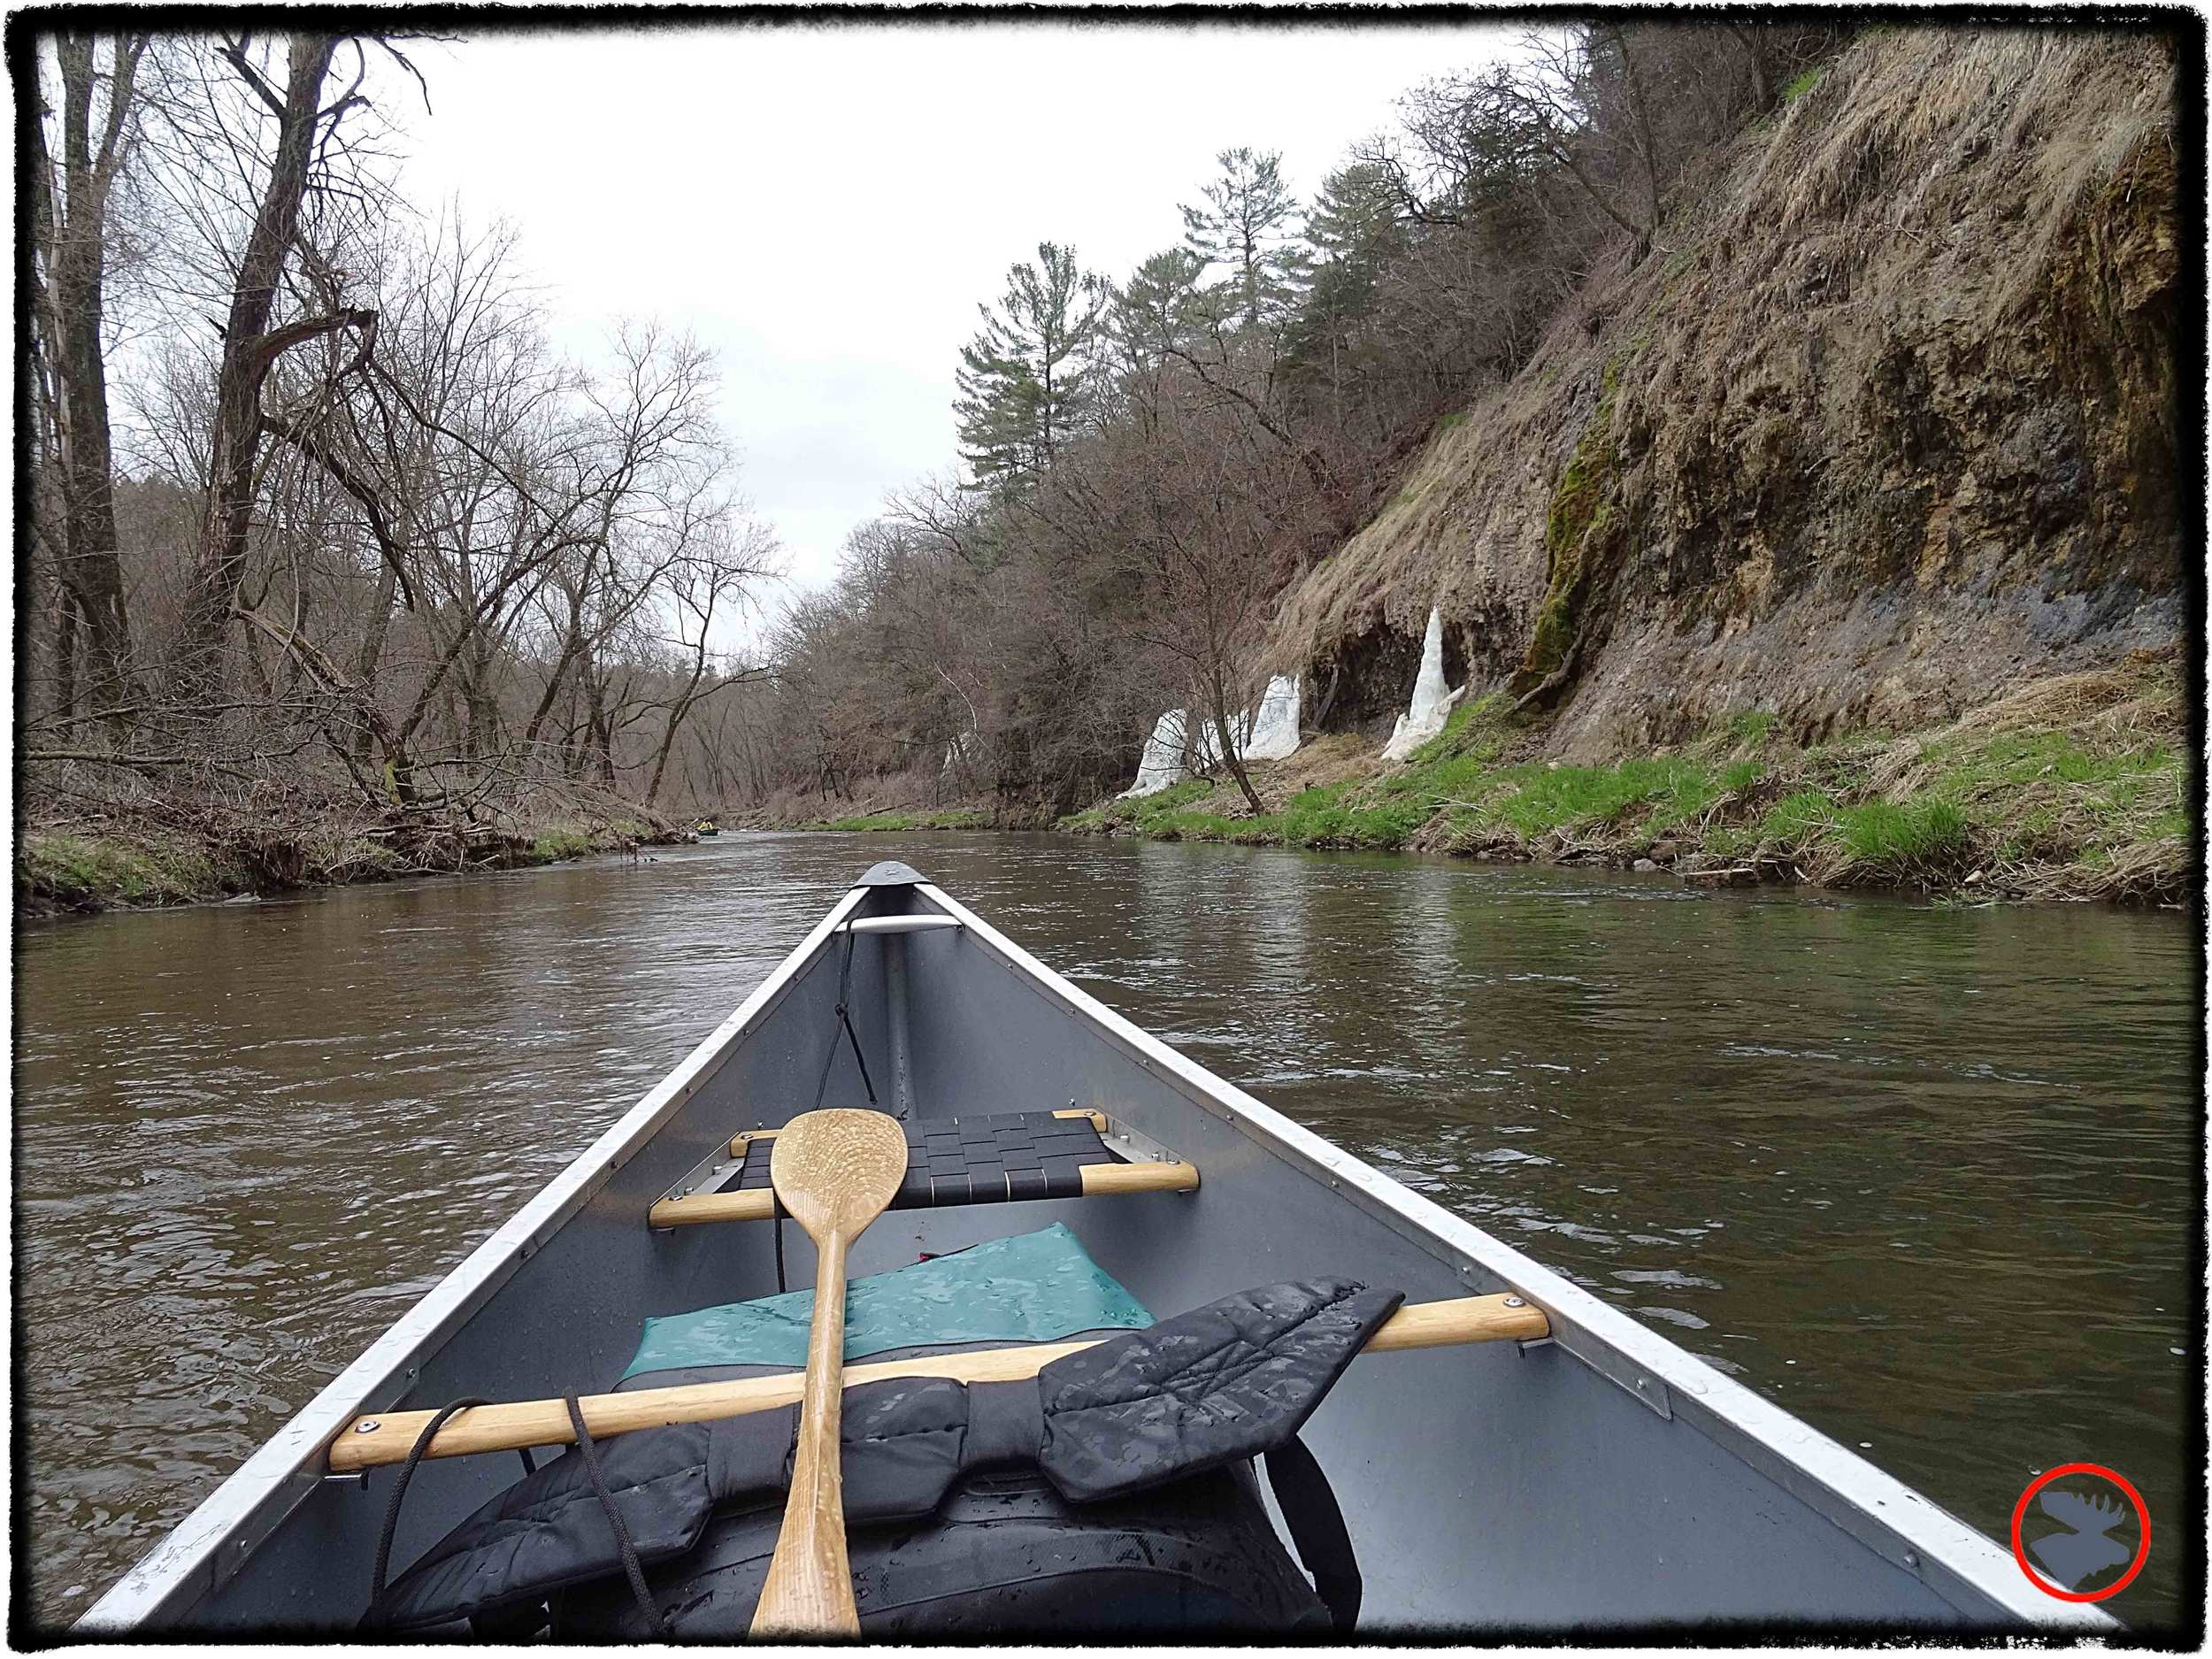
<box><xmin>81</xmin><ymin>863</ymin><xmax>2108</xmax><ymax>1635</ymax></box>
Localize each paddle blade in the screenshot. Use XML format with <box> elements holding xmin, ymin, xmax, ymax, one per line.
<box><xmin>769</xmin><ymin>1109</ymin><xmax>909</xmax><ymax>1240</ymax></box>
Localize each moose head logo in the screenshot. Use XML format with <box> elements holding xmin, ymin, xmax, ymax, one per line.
<box><xmin>2012</xmin><ymin>1464</ymin><xmax>2149</xmax><ymax>1603</ymax></box>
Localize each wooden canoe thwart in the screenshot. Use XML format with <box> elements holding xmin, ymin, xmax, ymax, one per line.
<box><xmin>649</xmin><ymin>1156</ymin><xmax>1196</xmax><ymax>1228</ymax></box>
<box><xmin>651</xmin><ymin>1106</ymin><xmax>1191</xmax><ymax>1229</ymax></box>
<box><xmin>325</xmin><ymin>1294</ymin><xmax>1551</xmax><ymax>1473</ymax></box>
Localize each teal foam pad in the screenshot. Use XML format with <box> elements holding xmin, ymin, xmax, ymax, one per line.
<box><xmin>622</xmin><ymin>1222</ymin><xmax>1153</xmax><ymax>1380</ymax></box>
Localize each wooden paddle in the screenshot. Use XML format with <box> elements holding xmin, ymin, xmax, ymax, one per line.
<box><xmin>749</xmin><ymin>1109</ymin><xmax>910</xmax><ymax>1639</ymax></box>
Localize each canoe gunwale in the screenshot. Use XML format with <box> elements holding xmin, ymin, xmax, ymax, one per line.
<box><xmin>910</xmin><ymin>881</ymin><xmax>2115</xmax><ymax>1635</ymax></box>
<box><xmin>78</xmin><ymin>881</ymin><xmax>875</xmax><ymax>1632</ymax></box>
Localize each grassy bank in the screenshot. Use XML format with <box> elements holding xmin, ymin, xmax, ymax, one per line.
<box><xmin>801</xmin><ymin>808</ymin><xmax>989</xmax><ymax>833</ymax></box>
<box><xmin>1062</xmin><ymin>653</ymin><xmax>2193</xmax><ymax>905</ymax></box>
<box><xmin>17</xmin><ymin>793</ymin><xmax>685</xmax><ymax>919</ymax></box>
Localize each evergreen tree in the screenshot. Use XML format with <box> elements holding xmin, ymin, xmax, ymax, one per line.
<box><xmin>1179</xmin><ymin>147</ymin><xmax>1306</xmax><ymax>333</ymax></box>
<box><xmin>954</xmin><ymin>242</ymin><xmax>1107</xmax><ymax>491</ymax></box>
<box><xmin>1283</xmin><ymin>162</ymin><xmax>1405</xmax><ymax>416</ymax></box>
<box><xmin>1305</xmin><ymin>160</ymin><xmax>1403</xmax><ymax>292</ymax></box>
<box><xmin>1108</xmin><ymin>245</ymin><xmax>1208</xmax><ymax>373</ymax></box>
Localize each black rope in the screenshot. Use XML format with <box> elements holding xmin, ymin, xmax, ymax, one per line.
<box><xmin>779</xmin><ymin>925</ymin><xmax>885</xmax><ymax>1287</ymax></box>
<box><xmin>772</xmin><ymin>1186</ymin><xmax>788</xmax><ymax>1294</ymax></box>
<box><xmin>811</xmin><ymin>929</ymin><xmax>879</xmax><ymax>1113</ymax></box>
<box><xmin>565</xmin><ymin>1393</ymin><xmax>671</xmax><ymax>1638</ymax></box>
<box><xmin>369</xmin><ymin>1396</ymin><xmax>489</xmax><ymax>1617</ymax></box>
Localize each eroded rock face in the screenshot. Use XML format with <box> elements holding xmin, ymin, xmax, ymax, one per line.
<box><xmin>1271</xmin><ymin>29</ymin><xmax>2182</xmax><ymax>760</ymax></box>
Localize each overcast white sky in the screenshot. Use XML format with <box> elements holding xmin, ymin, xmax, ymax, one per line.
<box><xmin>396</xmin><ymin>22</ymin><xmax>1510</xmax><ymax>598</ymax></box>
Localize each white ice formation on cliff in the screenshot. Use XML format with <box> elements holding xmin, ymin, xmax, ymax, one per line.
<box><xmin>1120</xmin><ymin>709</ymin><xmax>1191</xmax><ymax>797</ymax></box>
<box><xmin>1242</xmin><ymin>674</ymin><xmax>1302</xmax><ymax>762</ymax></box>
<box><xmin>1118</xmin><ymin>675</ymin><xmax>1302</xmax><ymax>796</ymax></box>
<box><xmin>1382</xmin><ymin>607</ymin><xmax>1464</xmax><ymax>762</ymax></box>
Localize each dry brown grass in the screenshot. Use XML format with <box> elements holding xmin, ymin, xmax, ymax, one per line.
<box><xmin>1263</xmin><ymin>26</ymin><xmax>2178</xmax><ymax>770</ymax></box>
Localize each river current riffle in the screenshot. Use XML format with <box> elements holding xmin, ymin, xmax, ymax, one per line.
<box><xmin>13</xmin><ymin>833</ymin><xmax>2199</xmax><ymax>1630</ymax></box>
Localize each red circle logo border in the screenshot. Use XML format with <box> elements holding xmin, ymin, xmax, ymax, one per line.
<box><xmin>2010</xmin><ymin>1463</ymin><xmax>2151</xmax><ymax>1603</ymax></box>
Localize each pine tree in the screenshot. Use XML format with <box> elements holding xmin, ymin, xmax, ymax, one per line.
<box><xmin>1283</xmin><ymin>162</ymin><xmax>1405</xmax><ymax>417</ymax></box>
<box><xmin>954</xmin><ymin>242</ymin><xmax>1107</xmax><ymax>491</ymax></box>
<box><xmin>1305</xmin><ymin>161</ymin><xmax>1402</xmax><ymax>291</ymax></box>
<box><xmin>1108</xmin><ymin>245</ymin><xmax>1208</xmax><ymax>372</ymax></box>
<box><xmin>1178</xmin><ymin>147</ymin><xmax>1306</xmax><ymax>334</ymax></box>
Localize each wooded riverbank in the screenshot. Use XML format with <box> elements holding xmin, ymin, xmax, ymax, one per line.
<box><xmin>16</xmin><ymin>25</ymin><xmax>2189</xmax><ymax>925</ymax></box>
<box><xmin>15</xmin><ymin>787</ymin><xmax>690</xmax><ymax>918</ymax></box>
<box><xmin>30</xmin><ymin>649</ymin><xmax>2185</xmax><ymax>918</ymax></box>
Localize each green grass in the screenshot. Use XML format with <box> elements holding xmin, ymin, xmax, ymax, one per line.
<box><xmin>528</xmin><ymin>827</ymin><xmax>593</xmax><ymax>863</ymax></box>
<box><xmin>1270</xmin><ymin>785</ymin><xmax>1434</xmax><ymax>849</ymax></box>
<box><xmin>1755</xmin><ymin>788</ymin><xmax>1839</xmax><ymax>851</ymax></box>
<box><xmin>1059</xmin><ymin>779</ymin><xmax>1212</xmax><ymax>833</ymax></box>
<box><xmin>1405</xmin><ymin>693</ymin><xmax>1512</xmax><ymax>767</ymax></box>
<box><xmin>1929</xmin><ymin>730</ymin><xmax>2173</xmax><ymax>791</ymax></box>
<box><xmin>1837</xmin><ymin>798</ymin><xmax>1970</xmax><ymax>867</ymax></box>
<box><xmin>1060</xmin><ymin>658</ymin><xmax>2192</xmax><ymax>902</ymax></box>
<box><xmin>812</xmin><ymin>809</ymin><xmax>986</xmax><ymax>832</ymax></box>
<box><xmin>1728</xmin><ymin>709</ymin><xmax>1779</xmax><ymax>749</ymax></box>
<box><xmin>18</xmin><ymin>833</ymin><xmax>223</xmax><ymax>910</ymax></box>
<box><xmin>1463</xmin><ymin>757</ymin><xmax>1722</xmax><ymax>839</ymax></box>
<box><xmin>1782</xmin><ymin>65</ymin><xmax>1824</xmax><ymax>103</ymax></box>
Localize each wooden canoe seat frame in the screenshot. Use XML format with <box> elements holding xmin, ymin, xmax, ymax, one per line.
<box><xmin>649</xmin><ymin>1109</ymin><xmax>1197</xmax><ymax>1231</ymax></box>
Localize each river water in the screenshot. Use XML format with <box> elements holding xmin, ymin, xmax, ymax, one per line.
<box><xmin>13</xmin><ymin>832</ymin><xmax>2199</xmax><ymax>1632</ymax></box>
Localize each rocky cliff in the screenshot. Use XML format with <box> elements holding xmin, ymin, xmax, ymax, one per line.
<box><xmin>1275</xmin><ymin>27</ymin><xmax>2185</xmax><ymax>761</ymax></box>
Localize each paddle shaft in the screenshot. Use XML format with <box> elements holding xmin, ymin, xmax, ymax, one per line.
<box><xmin>326</xmin><ymin>1293</ymin><xmax>1549</xmax><ymax>1471</ymax></box>
<box><xmin>747</xmin><ymin>1110</ymin><xmax>910</xmax><ymax>1638</ymax></box>
<box><xmin>752</xmin><ymin>1227</ymin><xmax>860</xmax><ymax>1636</ymax></box>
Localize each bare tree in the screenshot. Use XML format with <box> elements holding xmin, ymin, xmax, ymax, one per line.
<box><xmin>169</xmin><ymin>33</ymin><xmax>425</xmax><ymax>690</ymax></box>
<box><xmin>27</xmin><ymin>32</ymin><xmax>150</xmax><ymax>717</ymax></box>
<box><xmin>642</xmin><ymin>518</ymin><xmax>780</xmax><ymax>803</ymax></box>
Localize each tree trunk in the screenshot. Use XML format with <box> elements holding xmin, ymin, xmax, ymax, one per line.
<box><xmin>1210</xmin><ymin>703</ymin><xmax>1264</xmax><ymax>814</ymax></box>
<box><xmin>352</xmin><ymin>557</ymin><xmax>398</xmax><ymax>765</ymax></box>
<box><xmin>645</xmin><ymin>647</ymin><xmax>714</xmax><ymax>804</ymax></box>
<box><xmin>524</xmin><ymin>578</ymin><xmax>588</xmax><ymax>753</ymax></box>
<box><xmin>1727</xmin><ymin>27</ymin><xmax>1775</xmax><ymax>111</ymax></box>
<box><xmin>1605</xmin><ymin>27</ymin><xmax>1664</xmax><ymax>251</ymax></box>
<box><xmin>53</xmin><ymin>588</ymin><xmax>80</xmax><ymax>724</ymax></box>
<box><xmin>182</xmin><ymin>34</ymin><xmax>342</xmax><ymax>689</ymax></box>
<box><xmin>36</xmin><ymin>35</ymin><xmax>146</xmax><ymax>718</ymax></box>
